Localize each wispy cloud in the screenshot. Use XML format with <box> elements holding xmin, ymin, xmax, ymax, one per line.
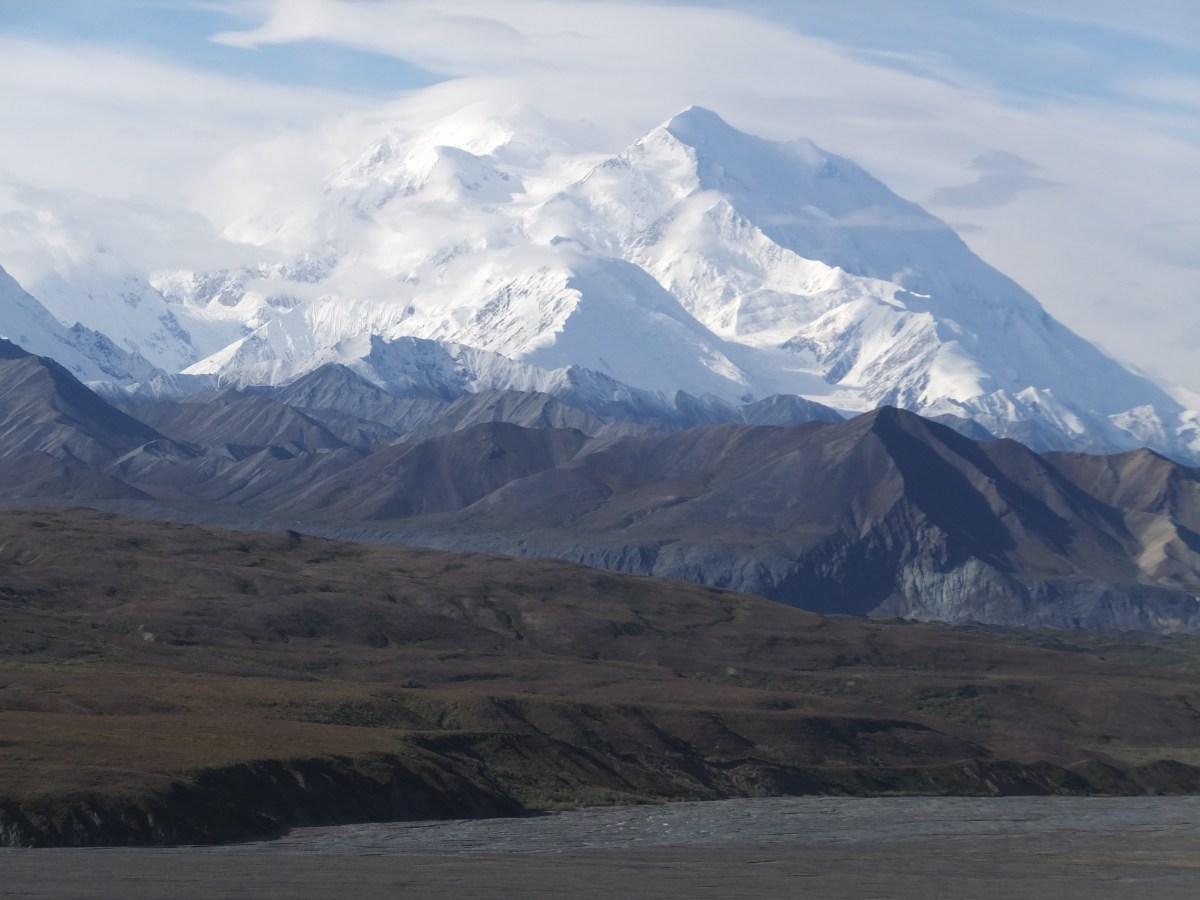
<box><xmin>978</xmin><ymin>0</ymin><xmax>1200</xmax><ymax>53</ymax></box>
<box><xmin>1140</xmin><ymin>221</ymin><xmax>1200</xmax><ymax>271</ymax></box>
<box><xmin>211</xmin><ymin>4</ymin><xmax>533</xmax><ymax>73</ymax></box>
<box><xmin>1118</xmin><ymin>75</ymin><xmax>1200</xmax><ymax>113</ymax></box>
<box><xmin>930</xmin><ymin>151</ymin><xmax>1058</xmax><ymax>209</ymax></box>
<box><xmin>0</xmin><ymin>36</ymin><xmax>358</xmax><ymax>200</ymax></box>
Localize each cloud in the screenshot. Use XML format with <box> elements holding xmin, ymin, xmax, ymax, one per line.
<box><xmin>0</xmin><ymin>176</ymin><xmax>265</xmax><ymax>288</ymax></box>
<box><xmin>1118</xmin><ymin>76</ymin><xmax>1200</xmax><ymax>113</ymax></box>
<box><xmin>977</xmin><ymin>0</ymin><xmax>1200</xmax><ymax>53</ymax></box>
<box><xmin>1140</xmin><ymin>221</ymin><xmax>1200</xmax><ymax>270</ymax></box>
<box><xmin>0</xmin><ymin>36</ymin><xmax>359</xmax><ymax>201</ymax></box>
<box><xmin>211</xmin><ymin>3</ymin><xmax>532</xmax><ymax>73</ymax></box>
<box><xmin>930</xmin><ymin>151</ymin><xmax>1058</xmax><ymax>209</ymax></box>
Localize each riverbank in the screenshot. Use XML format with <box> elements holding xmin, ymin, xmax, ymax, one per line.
<box><xmin>4</xmin><ymin>796</ymin><xmax>1199</xmax><ymax>899</ymax></box>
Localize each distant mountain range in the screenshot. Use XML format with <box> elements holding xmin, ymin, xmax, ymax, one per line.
<box><xmin>2</xmin><ymin>336</ymin><xmax>1197</xmax><ymax>635</ymax></box>
<box><xmin>1</xmin><ymin>105</ymin><xmax>1195</xmax><ymax>462</ymax></box>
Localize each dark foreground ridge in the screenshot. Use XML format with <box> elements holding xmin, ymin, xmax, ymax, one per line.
<box><xmin>3</xmin><ymin>508</ymin><xmax>1200</xmax><ymax>846</ymax></box>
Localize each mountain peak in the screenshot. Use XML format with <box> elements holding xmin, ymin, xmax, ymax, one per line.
<box><xmin>657</xmin><ymin>105</ymin><xmax>826</xmax><ymax>169</ymax></box>
<box><xmin>662</xmin><ymin>105</ymin><xmax>732</xmax><ymax>135</ymax></box>
<box><xmin>656</xmin><ymin>105</ymin><xmax>760</xmax><ymax>158</ymax></box>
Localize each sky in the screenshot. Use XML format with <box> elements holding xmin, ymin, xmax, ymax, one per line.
<box><xmin>0</xmin><ymin>0</ymin><xmax>1198</xmax><ymax>394</ymax></box>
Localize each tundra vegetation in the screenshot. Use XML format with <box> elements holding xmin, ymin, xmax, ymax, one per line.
<box><xmin>2</xmin><ymin>507</ymin><xmax>1200</xmax><ymax>846</ymax></box>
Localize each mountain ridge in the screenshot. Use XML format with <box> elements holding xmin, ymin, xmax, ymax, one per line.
<box><xmin>2</xmin><ymin>340</ymin><xmax>1196</xmax><ymax>635</ymax></box>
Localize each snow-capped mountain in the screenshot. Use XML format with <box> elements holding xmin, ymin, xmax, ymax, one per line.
<box><xmin>541</xmin><ymin>107</ymin><xmax>1197</xmax><ymax>456</ymax></box>
<box><xmin>0</xmin><ymin>264</ymin><xmax>161</xmax><ymax>384</ymax></box>
<box><xmin>27</xmin><ymin>270</ymin><xmax>199</xmax><ymax>374</ymax></box>
<box><xmin>5</xmin><ymin>105</ymin><xmax>1197</xmax><ymax>461</ymax></box>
